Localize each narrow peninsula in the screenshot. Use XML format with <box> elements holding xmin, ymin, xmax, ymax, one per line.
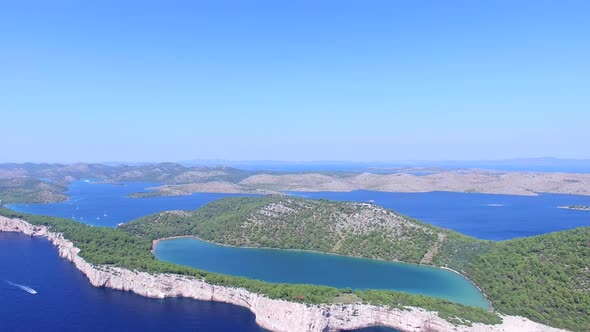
<box><xmin>1</xmin><ymin>195</ymin><xmax>588</xmax><ymax>331</ymax></box>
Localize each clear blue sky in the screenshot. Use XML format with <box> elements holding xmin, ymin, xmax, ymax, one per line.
<box><xmin>1</xmin><ymin>0</ymin><xmax>589</xmax><ymax>163</ymax></box>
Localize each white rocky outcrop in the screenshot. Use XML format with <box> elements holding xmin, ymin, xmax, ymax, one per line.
<box><xmin>0</xmin><ymin>216</ymin><xmax>568</xmax><ymax>332</ymax></box>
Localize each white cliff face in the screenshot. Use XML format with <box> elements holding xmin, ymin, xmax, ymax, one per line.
<box><xmin>0</xmin><ymin>216</ymin><xmax>568</xmax><ymax>332</ymax></box>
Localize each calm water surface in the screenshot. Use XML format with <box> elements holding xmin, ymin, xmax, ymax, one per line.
<box><xmin>288</xmin><ymin>190</ymin><xmax>590</xmax><ymax>240</ymax></box>
<box><xmin>155</xmin><ymin>237</ymin><xmax>490</xmax><ymax>309</ymax></box>
<box><xmin>8</xmin><ymin>180</ymin><xmax>257</xmax><ymax>227</ymax></box>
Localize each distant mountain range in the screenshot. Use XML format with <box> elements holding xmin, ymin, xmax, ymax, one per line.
<box><xmin>178</xmin><ymin>157</ymin><xmax>590</xmax><ymax>173</ymax></box>
<box><xmin>2</xmin><ymin>160</ymin><xmax>590</xmax><ymax>204</ymax></box>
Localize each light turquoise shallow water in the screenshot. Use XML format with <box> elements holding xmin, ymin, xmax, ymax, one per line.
<box><xmin>154</xmin><ymin>237</ymin><xmax>490</xmax><ymax>309</ymax></box>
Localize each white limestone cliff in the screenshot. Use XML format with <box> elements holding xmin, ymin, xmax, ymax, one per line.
<box><xmin>0</xmin><ymin>216</ymin><xmax>568</xmax><ymax>332</ymax></box>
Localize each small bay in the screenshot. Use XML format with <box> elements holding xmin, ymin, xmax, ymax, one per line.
<box><xmin>7</xmin><ymin>180</ymin><xmax>258</xmax><ymax>227</ymax></box>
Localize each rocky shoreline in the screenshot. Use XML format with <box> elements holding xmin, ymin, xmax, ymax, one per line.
<box><xmin>0</xmin><ymin>216</ymin><xmax>568</xmax><ymax>332</ymax></box>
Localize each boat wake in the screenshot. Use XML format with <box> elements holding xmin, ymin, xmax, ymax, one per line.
<box><xmin>5</xmin><ymin>280</ymin><xmax>38</xmax><ymax>294</ymax></box>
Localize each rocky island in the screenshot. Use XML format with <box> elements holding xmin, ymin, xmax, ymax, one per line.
<box><xmin>1</xmin><ymin>196</ymin><xmax>589</xmax><ymax>331</ymax></box>
<box><xmin>3</xmin><ymin>163</ymin><xmax>590</xmax><ymax>204</ymax></box>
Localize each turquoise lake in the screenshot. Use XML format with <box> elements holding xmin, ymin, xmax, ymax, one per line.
<box><xmin>154</xmin><ymin>237</ymin><xmax>490</xmax><ymax>309</ymax></box>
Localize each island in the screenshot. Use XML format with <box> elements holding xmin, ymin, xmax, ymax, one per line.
<box><xmin>1</xmin><ymin>195</ymin><xmax>587</xmax><ymax>331</ymax></box>
<box><xmin>559</xmin><ymin>205</ymin><xmax>590</xmax><ymax>211</ymax></box>
<box><xmin>3</xmin><ymin>163</ymin><xmax>590</xmax><ymax>204</ymax></box>
<box><xmin>0</xmin><ymin>177</ymin><xmax>68</xmax><ymax>204</ymax></box>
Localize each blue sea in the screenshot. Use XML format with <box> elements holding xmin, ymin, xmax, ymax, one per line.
<box><xmin>0</xmin><ymin>232</ymin><xmax>267</xmax><ymax>332</ymax></box>
<box><xmin>288</xmin><ymin>190</ymin><xmax>590</xmax><ymax>240</ymax></box>
<box><xmin>7</xmin><ymin>180</ymin><xmax>259</xmax><ymax>227</ymax></box>
<box><xmin>5</xmin><ymin>180</ymin><xmax>590</xmax><ymax>331</ymax></box>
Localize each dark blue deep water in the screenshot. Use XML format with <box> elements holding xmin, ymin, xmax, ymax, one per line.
<box><xmin>288</xmin><ymin>190</ymin><xmax>590</xmax><ymax>240</ymax></box>
<box><xmin>0</xmin><ymin>232</ymin><xmax>396</xmax><ymax>332</ymax></box>
<box><xmin>0</xmin><ymin>232</ymin><xmax>267</xmax><ymax>332</ymax></box>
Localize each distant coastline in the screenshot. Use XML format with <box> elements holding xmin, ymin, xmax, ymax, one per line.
<box><xmin>3</xmin><ymin>163</ymin><xmax>590</xmax><ymax>204</ymax></box>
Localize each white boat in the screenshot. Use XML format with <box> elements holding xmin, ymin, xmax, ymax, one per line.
<box><xmin>6</xmin><ymin>281</ymin><xmax>37</xmax><ymax>294</ymax></box>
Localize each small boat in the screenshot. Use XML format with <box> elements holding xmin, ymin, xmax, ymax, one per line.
<box><xmin>6</xmin><ymin>281</ymin><xmax>37</xmax><ymax>295</ymax></box>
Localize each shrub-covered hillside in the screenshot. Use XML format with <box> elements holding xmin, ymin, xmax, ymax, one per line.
<box><xmin>0</xmin><ymin>177</ymin><xmax>67</xmax><ymax>203</ymax></box>
<box><xmin>121</xmin><ymin>196</ymin><xmax>492</xmax><ymax>266</ymax></box>
<box><xmin>0</xmin><ymin>207</ymin><xmax>500</xmax><ymax>327</ymax></box>
<box><xmin>121</xmin><ymin>195</ymin><xmax>590</xmax><ymax>331</ymax></box>
<box><xmin>464</xmin><ymin>227</ymin><xmax>590</xmax><ymax>331</ymax></box>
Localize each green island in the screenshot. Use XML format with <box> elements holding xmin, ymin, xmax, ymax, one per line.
<box><xmin>0</xmin><ymin>177</ymin><xmax>68</xmax><ymax>204</ymax></box>
<box><xmin>2</xmin><ymin>195</ymin><xmax>590</xmax><ymax>331</ymax></box>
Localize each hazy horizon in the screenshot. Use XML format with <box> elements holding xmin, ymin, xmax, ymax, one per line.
<box><xmin>4</xmin><ymin>156</ymin><xmax>590</xmax><ymax>167</ymax></box>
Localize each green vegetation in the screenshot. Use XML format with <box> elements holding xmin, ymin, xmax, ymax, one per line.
<box><xmin>432</xmin><ymin>231</ymin><xmax>494</xmax><ymax>272</ymax></box>
<box><xmin>0</xmin><ymin>177</ymin><xmax>67</xmax><ymax>204</ymax></box>
<box><xmin>121</xmin><ymin>196</ymin><xmax>492</xmax><ymax>266</ymax></box>
<box><xmin>0</xmin><ymin>207</ymin><xmax>499</xmax><ymax>327</ymax></box>
<box><xmin>4</xmin><ymin>194</ymin><xmax>590</xmax><ymax>330</ymax></box>
<box><xmin>465</xmin><ymin>228</ymin><xmax>590</xmax><ymax>331</ymax></box>
<box><xmin>121</xmin><ymin>196</ymin><xmax>590</xmax><ymax>331</ymax></box>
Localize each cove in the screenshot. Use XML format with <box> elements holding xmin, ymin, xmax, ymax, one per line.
<box><xmin>7</xmin><ymin>180</ymin><xmax>258</xmax><ymax>227</ymax></box>
<box><xmin>154</xmin><ymin>237</ymin><xmax>490</xmax><ymax>309</ymax></box>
